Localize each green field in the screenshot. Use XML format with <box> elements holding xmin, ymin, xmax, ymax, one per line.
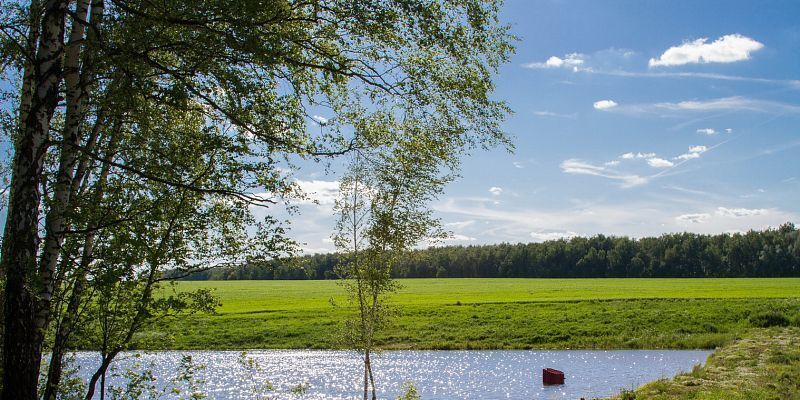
<box><xmin>139</xmin><ymin>278</ymin><xmax>800</xmax><ymax>350</ymax></box>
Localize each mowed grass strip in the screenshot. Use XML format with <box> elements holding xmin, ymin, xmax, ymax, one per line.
<box><xmin>139</xmin><ymin>278</ymin><xmax>800</xmax><ymax>350</ymax></box>
<box><xmin>606</xmin><ymin>327</ymin><xmax>800</xmax><ymax>399</ymax></box>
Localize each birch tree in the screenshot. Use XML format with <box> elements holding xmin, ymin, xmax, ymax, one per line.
<box><xmin>0</xmin><ymin>1</ymin><xmax>513</xmax><ymax>397</ymax></box>
<box><xmin>334</xmin><ymin>122</ymin><xmax>469</xmax><ymax>399</ymax></box>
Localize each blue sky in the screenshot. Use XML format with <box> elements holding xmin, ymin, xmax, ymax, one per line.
<box><xmin>285</xmin><ymin>0</ymin><xmax>800</xmax><ymax>253</ymax></box>
<box><xmin>2</xmin><ymin>1</ymin><xmax>798</xmax><ymax>254</ymax></box>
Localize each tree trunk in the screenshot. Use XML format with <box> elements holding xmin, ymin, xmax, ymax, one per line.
<box><xmin>363</xmin><ymin>349</ymin><xmax>369</xmax><ymax>400</ymax></box>
<box><xmin>0</xmin><ymin>0</ymin><xmax>42</xmax><ymax>388</ymax></box>
<box><xmin>84</xmin><ymin>350</ymin><xmax>117</xmax><ymax>400</ymax></box>
<box><xmin>40</xmin><ymin>1</ymin><xmax>106</xmax><ymax>396</ymax></box>
<box><xmin>36</xmin><ymin>0</ymin><xmax>91</xmax><ymax>356</ymax></box>
<box><xmin>44</xmin><ymin>119</ymin><xmax>116</xmax><ymax>400</ymax></box>
<box><xmin>367</xmin><ymin>350</ymin><xmax>377</xmax><ymax>400</ymax></box>
<box><xmin>42</xmin><ymin>251</ymin><xmax>89</xmax><ymax>400</ymax></box>
<box><xmin>1</xmin><ymin>1</ymin><xmax>69</xmax><ymax>399</ymax></box>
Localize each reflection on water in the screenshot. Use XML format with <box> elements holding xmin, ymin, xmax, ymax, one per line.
<box><xmin>73</xmin><ymin>349</ymin><xmax>709</xmax><ymax>399</ymax></box>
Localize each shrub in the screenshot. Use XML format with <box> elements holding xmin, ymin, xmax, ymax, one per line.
<box><xmin>618</xmin><ymin>388</ymin><xmax>636</xmax><ymax>400</ymax></box>
<box><xmin>396</xmin><ymin>381</ymin><xmax>421</xmax><ymax>400</ymax></box>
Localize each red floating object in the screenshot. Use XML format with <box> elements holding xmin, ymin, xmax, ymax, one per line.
<box><xmin>542</xmin><ymin>368</ymin><xmax>565</xmax><ymax>385</ymax></box>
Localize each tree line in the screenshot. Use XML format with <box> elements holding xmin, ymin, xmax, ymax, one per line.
<box><xmin>181</xmin><ymin>223</ymin><xmax>800</xmax><ymax>280</ymax></box>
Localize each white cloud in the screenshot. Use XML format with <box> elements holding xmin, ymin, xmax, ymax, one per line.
<box><xmin>524</xmin><ymin>53</ymin><xmax>585</xmax><ymax>70</ymax></box>
<box><xmin>675</xmin><ymin>152</ymin><xmax>701</xmax><ymax>161</ymax></box>
<box><xmin>295</xmin><ymin>179</ymin><xmax>340</xmax><ymax>206</ymax></box>
<box><xmin>593</xmin><ymin>100</ymin><xmax>618</xmax><ymax>110</ymax></box>
<box><xmin>647</xmin><ymin>157</ymin><xmax>674</xmax><ymax>168</ymax></box>
<box><xmin>725</xmin><ymin>128</ymin><xmax>733</xmax><ymax>133</ymax></box>
<box><xmin>676</xmin><ymin>213</ymin><xmax>710</xmax><ymax>224</ymax></box>
<box><xmin>649</xmin><ymin>34</ymin><xmax>764</xmax><ymax>67</ymax></box>
<box><xmin>688</xmin><ymin>145</ymin><xmax>707</xmax><ymax>153</ymax></box>
<box><xmin>520</xmin><ymin>45</ymin><xmax>799</xmax><ymax>89</ymax></box>
<box><xmin>697</xmin><ymin>128</ymin><xmax>716</xmax><ymax>135</ymax></box>
<box><xmin>716</xmin><ymin>207</ymin><xmax>768</xmax><ymax>217</ymax></box>
<box><xmin>620</xmin><ymin>152</ymin><xmax>656</xmax><ymax>159</ymax></box>
<box><xmin>488</xmin><ymin>186</ymin><xmax>503</xmax><ymax>196</ymax></box>
<box><xmin>530</xmin><ymin>230</ymin><xmax>579</xmax><ymax>242</ymax></box>
<box><xmin>513</xmin><ymin>161</ymin><xmax>524</xmax><ymax>169</ymax></box>
<box><xmin>674</xmin><ymin>145</ymin><xmax>708</xmax><ymax>161</ymax></box>
<box><xmin>560</xmin><ymin>159</ymin><xmax>648</xmax><ymax>188</ymax></box>
<box><xmin>311</xmin><ymin>115</ymin><xmax>329</xmax><ymax>125</ymax></box>
<box><xmin>604</xmin><ymin>160</ymin><xmax>621</xmax><ymax>166</ymax></box>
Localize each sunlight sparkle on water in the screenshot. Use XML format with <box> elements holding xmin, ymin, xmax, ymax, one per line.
<box><xmin>74</xmin><ymin>349</ymin><xmax>709</xmax><ymax>399</ymax></box>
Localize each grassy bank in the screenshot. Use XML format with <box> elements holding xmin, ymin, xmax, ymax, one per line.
<box><xmin>607</xmin><ymin>327</ymin><xmax>800</xmax><ymax>399</ymax></box>
<box><xmin>135</xmin><ymin>278</ymin><xmax>800</xmax><ymax>350</ymax></box>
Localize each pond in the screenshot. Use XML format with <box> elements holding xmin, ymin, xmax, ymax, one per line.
<box><xmin>72</xmin><ymin>349</ymin><xmax>710</xmax><ymax>399</ymax></box>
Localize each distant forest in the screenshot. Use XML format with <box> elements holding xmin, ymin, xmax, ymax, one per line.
<box><xmin>179</xmin><ymin>223</ymin><xmax>800</xmax><ymax>280</ymax></box>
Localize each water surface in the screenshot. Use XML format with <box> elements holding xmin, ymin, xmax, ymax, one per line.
<box><xmin>73</xmin><ymin>349</ymin><xmax>709</xmax><ymax>399</ymax></box>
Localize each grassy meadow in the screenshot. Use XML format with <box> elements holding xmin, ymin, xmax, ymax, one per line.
<box><xmin>138</xmin><ymin>278</ymin><xmax>800</xmax><ymax>351</ymax></box>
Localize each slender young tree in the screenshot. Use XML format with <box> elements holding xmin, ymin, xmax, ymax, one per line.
<box><xmin>334</xmin><ymin>122</ymin><xmax>469</xmax><ymax>399</ymax></box>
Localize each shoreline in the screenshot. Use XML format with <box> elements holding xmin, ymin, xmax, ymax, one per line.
<box><xmin>604</xmin><ymin>327</ymin><xmax>800</xmax><ymax>399</ymax></box>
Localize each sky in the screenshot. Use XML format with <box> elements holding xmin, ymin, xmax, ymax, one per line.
<box><xmin>282</xmin><ymin>0</ymin><xmax>800</xmax><ymax>253</ymax></box>
<box><xmin>2</xmin><ymin>1</ymin><xmax>799</xmax><ymax>254</ymax></box>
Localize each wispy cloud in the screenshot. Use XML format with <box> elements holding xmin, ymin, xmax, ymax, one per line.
<box><xmin>755</xmin><ymin>140</ymin><xmax>800</xmax><ymax>157</ymax></box>
<box><xmin>530</xmin><ymin>230</ymin><xmax>579</xmax><ymax>242</ymax></box>
<box><xmin>489</xmin><ymin>186</ymin><xmax>503</xmax><ymax>196</ymax></box>
<box><xmin>295</xmin><ymin>179</ymin><xmax>340</xmax><ymax>206</ymax></box>
<box><xmin>594</xmin><ymin>70</ymin><xmax>799</xmax><ymax>87</ymax></box>
<box><xmin>697</xmin><ymin>128</ymin><xmax>716</xmax><ymax>135</ymax></box>
<box><xmin>674</xmin><ymin>152</ymin><xmax>699</xmax><ymax>160</ymax></box>
<box><xmin>560</xmin><ymin>159</ymin><xmax>648</xmax><ymax>187</ymax></box>
<box><xmin>664</xmin><ymin>185</ymin><xmax>717</xmax><ymax>198</ymax></box>
<box><xmin>435</xmin><ymin>197</ymin><xmax>798</xmax><ymax>244</ymax></box>
<box><xmin>605</xmin><ymin>97</ymin><xmax>800</xmax><ymax>115</ymax></box>
<box><xmin>649</xmin><ymin>34</ymin><xmax>764</xmax><ymax>67</ymax></box>
<box><xmin>655</xmin><ymin>97</ymin><xmax>800</xmax><ymax>113</ymax></box>
<box><xmin>565</xmin><ymin>142</ymin><xmax>720</xmax><ymax>187</ymax></box>
<box><xmin>674</xmin><ymin>145</ymin><xmax>707</xmax><ymax>161</ymax></box>
<box><xmin>689</xmin><ymin>145</ymin><xmax>707</xmax><ymax>153</ymax></box>
<box><xmin>522</xmin><ymin>45</ymin><xmax>798</xmax><ymax>88</ymax></box>
<box><xmin>676</xmin><ymin>213</ymin><xmax>710</xmax><ymax>223</ymax></box>
<box><xmin>716</xmin><ymin>207</ymin><xmax>768</xmax><ymax>217</ymax></box>
<box><xmin>442</xmin><ymin>234</ymin><xmax>477</xmax><ymax>242</ymax></box>
<box><xmin>446</xmin><ymin>220</ymin><xmax>477</xmax><ymax>230</ymax></box>
<box><xmin>523</xmin><ymin>53</ymin><xmax>586</xmax><ymax>71</ymax></box>
<box><xmin>621</xmin><ymin>152</ymin><xmax>656</xmax><ymax>159</ymax></box>
<box><xmin>533</xmin><ymin>110</ymin><xmax>577</xmax><ymax>118</ymax></box>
